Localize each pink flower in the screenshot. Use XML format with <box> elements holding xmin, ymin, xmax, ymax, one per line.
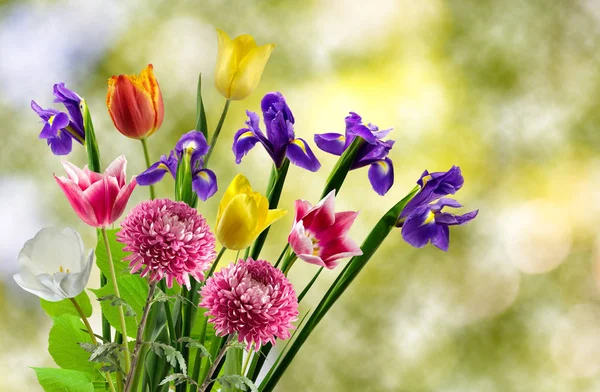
<box><xmin>117</xmin><ymin>198</ymin><xmax>216</xmax><ymax>288</ymax></box>
<box><xmin>200</xmin><ymin>258</ymin><xmax>298</xmax><ymax>350</ymax></box>
<box><xmin>288</xmin><ymin>190</ymin><xmax>362</xmax><ymax>269</ymax></box>
<box><xmin>54</xmin><ymin>155</ymin><xmax>137</xmax><ymax>228</ymax></box>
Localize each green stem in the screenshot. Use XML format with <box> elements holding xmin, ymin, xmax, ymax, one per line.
<box><xmin>241</xmin><ymin>348</ymin><xmax>253</xmax><ymax>377</ymax></box>
<box><xmin>69</xmin><ymin>298</ymin><xmax>117</xmax><ymax>392</ymax></box>
<box><xmin>199</xmin><ymin>335</ymin><xmax>234</xmax><ymax>392</ymax></box>
<box><xmin>140</xmin><ymin>138</ymin><xmax>156</xmax><ymax>200</ymax></box>
<box><xmin>281</xmin><ymin>254</ymin><xmax>297</xmax><ymax>276</ymax></box>
<box><xmin>273</xmin><ymin>245</ymin><xmax>289</xmax><ymax>270</ymax></box>
<box><xmin>124</xmin><ymin>281</ymin><xmax>157</xmax><ymax>392</ymax></box>
<box><xmin>101</xmin><ymin>228</ymin><xmax>131</xmax><ymax>373</ymax></box>
<box><xmin>297</xmin><ymin>267</ymin><xmax>324</xmax><ymax>303</ymax></box>
<box><xmin>158</xmin><ymin>281</ymin><xmax>176</xmax><ymax>344</ymax></box>
<box><xmin>189</xmin><ymin>247</ymin><xmax>227</xmax><ymax>392</ymax></box>
<box><xmin>204</xmin><ymin>99</ymin><xmax>231</xmax><ymax>166</ymax></box>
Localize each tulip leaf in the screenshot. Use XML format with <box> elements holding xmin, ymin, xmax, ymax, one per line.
<box><xmin>32</xmin><ymin>367</ymin><xmax>95</xmax><ymax>392</ymax></box>
<box><xmin>48</xmin><ymin>315</ymin><xmax>99</xmax><ymax>375</ymax></box>
<box><xmin>95</xmin><ymin>228</ymin><xmax>130</xmax><ymax>279</ymax></box>
<box><xmin>90</xmin><ymin>275</ymin><xmax>149</xmax><ymax>338</ymax></box>
<box><xmin>195</xmin><ymin>73</ymin><xmax>208</xmax><ymax>138</ymax></box>
<box><xmin>80</xmin><ymin>99</ymin><xmax>101</xmax><ymax>173</ymax></box>
<box><xmin>40</xmin><ymin>290</ymin><xmax>92</xmax><ymax>319</ymax></box>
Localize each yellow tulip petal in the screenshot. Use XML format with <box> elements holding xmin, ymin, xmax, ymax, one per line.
<box><xmin>215</xmin><ymin>29</ymin><xmax>236</xmax><ymax>99</ymax></box>
<box><xmin>216</xmin><ymin>174</ymin><xmax>253</xmax><ymax>225</ymax></box>
<box><xmin>255</xmin><ymin>208</ymin><xmax>287</xmax><ymax>238</ymax></box>
<box><xmin>228</xmin><ymin>43</ymin><xmax>275</xmax><ymax>100</ymax></box>
<box><xmin>216</xmin><ymin>194</ymin><xmax>260</xmax><ymax>250</ymax></box>
<box><xmin>232</xmin><ymin>34</ymin><xmax>258</xmax><ymax>59</ymax></box>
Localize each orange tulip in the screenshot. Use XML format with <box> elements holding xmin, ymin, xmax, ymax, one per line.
<box><xmin>107</xmin><ymin>64</ymin><xmax>164</xmax><ymax>139</ymax></box>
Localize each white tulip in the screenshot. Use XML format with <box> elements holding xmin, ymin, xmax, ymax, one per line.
<box><xmin>13</xmin><ymin>227</ymin><xmax>94</xmax><ymax>302</ymax></box>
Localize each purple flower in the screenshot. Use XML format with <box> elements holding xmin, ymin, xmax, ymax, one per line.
<box><xmin>233</xmin><ymin>92</ymin><xmax>321</xmax><ymax>172</ymax></box>
<box><xmin>138</xmin><ymin>131</ymin><xmax>218</xmax><ymax>201</ymax></box>
<box><xmin>31</xmin><ymin>83</ymin><xmax>85</xmax><ymax>155</ymax></box>
<box><xmin>399</xmin><ymin>166</ymin><xmax>478</xmax><ymax>251</ymax></box>
<box><xmin>314</xmin><ymin>112</ymin><xmax>394</xmax><ymax>195</ymax></box>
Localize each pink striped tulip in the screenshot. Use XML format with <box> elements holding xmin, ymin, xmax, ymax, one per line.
<box><xmin>288</xmin><ymin>191</ymin><xmax>362</xmax><ymax>269</ymax></box>
<box><xmin>55</xmin><ymin>155</ymin><xmax>137</xmax><ymax>228</ymax></box>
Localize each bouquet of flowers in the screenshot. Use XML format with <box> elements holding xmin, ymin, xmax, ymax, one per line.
<box><xmin>15</xmin><ymin>29</ymin><xmax>477</xmax><ymax>392</ymax></box>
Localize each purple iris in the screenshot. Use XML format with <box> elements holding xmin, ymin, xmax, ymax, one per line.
<box><xmin>31</xmin><ymin>83</ymin><xmax>85</xmax><ymax>155</ymax></box>
<box><xmin>399</xmin><ymin>166</ymin><xmax>478</xmax><ymax>251</ymax></box>
<box><xmin>314</xmin><ymin>112</ymin><xmax>394</xmax><ymax>195</ymax></box>
<box><xmin>137</xmin><ymin>131</ymin><xmax>218</xmax><ymax>201</ymax></box>
<box><xmin>233</xmin><ymin>92</ymin><xmax>321</xmax><ymax>172</ymax></box>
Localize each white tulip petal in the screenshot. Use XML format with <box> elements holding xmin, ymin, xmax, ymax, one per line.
<box><xmin>61</xmin><ymin>251</ymin><xmax>94</xmax><ymax>298</ymax></box>
<box><xmin>13</xmin><ymin>273</ymin><xmax>63</xmax><ymax>302</ymax></box>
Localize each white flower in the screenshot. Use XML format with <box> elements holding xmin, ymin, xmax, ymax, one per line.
<box><xmin>13</xmin><ymin>227</ymin><xmax>94</xmax><ymax>302</ymax></box>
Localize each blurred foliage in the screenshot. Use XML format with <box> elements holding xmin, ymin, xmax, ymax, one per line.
<box><xmin>2</xmin><ymin>0</ymin><xmax>600</xmax><ymax>391</ymax></box>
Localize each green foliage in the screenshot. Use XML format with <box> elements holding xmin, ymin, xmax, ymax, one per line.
<box><xmin>33</xmin><ymin>368</ymin><xmax>95</xmax><ymax>392</ymax></box>
<box><xmin>177</xmin><ymin>337</ymin><xmax>210</xmax><ymax>359</ymax></box>
<box><xmin>160</xmin><ymin>373</ymin><xmax>198</xmax><ymax>387</ymax></box>
<box><xmin>40</xmin><ymin>291</ymin><xmax>92</xmax><ymax>318</ymax></box>
<box><xmin>195</xmin><ymin>73</ymin><xmax>208</xmax><ymax>138</ymax></box>
<box><xmin>97</xmin><ymin>294</ymin><xmax>137</xmax><ymax>318</ymax></box>
<box><xmin>48</xmin><ymin>315</ymin><xmax>98</xmax><ymax>375</ymax></box>
<box><xmin>81</xmin><ymin>99</ymin><xmax>101</xmax><ymax>173</ymax></box>
<box><xmin>149</xmin><ymin>342</ymin><xmax>187</xmax><ymax>374</ymax></box>
<box><xmin>216</xmin><ymin>375</ymin><xmax>258</xmax><ymax>392</ymax></box>
<box><xmin>79</xmin><ymin>342</ymin><xmax>125</xmax><ymax>373</ymax></box>
<box><xmin>90</xmin><ymin>275</ymin><xmax>149</xmax><ymax>338</ymax></box>
<box><xmin>320</xmin><ymin>137</ymin><xmax>364</xmax><ymax>198</ymax></box>
<box><xmin>95</xmin><ymin>229</ymin><xmax>130</xmax><ymax>278</ymax></box>
<box><xmin>222</xmin><ymin>347</ymin><xmax>243</xmax><ymax>392</ymax></box>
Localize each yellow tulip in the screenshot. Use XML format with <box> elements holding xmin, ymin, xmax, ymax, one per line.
<box><xmin>214</xmin><ymin>29</ymin><xmax>275</xmax><ymax>101</ymax></box>
<box><xmin>216</xmin><ymin>174</ymin><xmax>286</xmax><ymax>250</ymax></box>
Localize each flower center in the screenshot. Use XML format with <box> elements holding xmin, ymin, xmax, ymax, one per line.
<box><xmin>59</xmin><ymin>265</ymin><xmax>71</xmax><ymax>274</ymax></box>
<box><xmin>311</xmin><ymin>237</ymin><xmax>320</xmax><ymax>256</ymax></box>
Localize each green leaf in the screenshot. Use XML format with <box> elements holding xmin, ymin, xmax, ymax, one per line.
<box><xmin>149</xmin><ymin>342</ymin><xmax>187</xmax><ymax>374</ymax></box>
<box><xmin>48</xmin><ymin>315</ymin><xmax>98</xmax><ymax>375</ymax></box>
<box><xmin>97</xmin><ymin>294</ymin><xmax>137</xmax><ymax>317</ymax></box>
<box><xmin>159</xmin><ymin>373</ymin><xmax>197</xmax><ymax>387</ymax></box>
<box><xmin>33</xmin><ymin>367</ymin><xmax>95</xmax><ymax>392</ymax></box>
<box><xmin>81</xmin><ymin>99</ymin><xmax>101</xmax><ymax>173</ymax></box>
<box><xmin>195</xmin><ymin>73</ymin><xmax>208</xmax><ymax>138</ymax></box>
<box><xmin>222</xmin><ymin>347</ymin><xmax>243</xmax><ymax>392</ymax></box>
<box><xmin>95</xmin><ymin>228</ymin><xmax>130</xmax><ymax>279</ymax></box>
<box><xmin>177</xmin><ymin>337</ymin><xmax>210</xmax><ymax>358</ymax></box>
<box><xmin>320</xmin><ymin>137</ymin><xmax>365</xmax><ymax>198</ymax></box>
<box><xmin>216</xmin><ymin>375</ymin><xmax>258</xmax><ymax>392</ymax></box>
<box><xmin>90</xmin><ymin>275</ymin><xmax>149</xmax><ymax>338</ymax></box>
<box><xmin>40</xmin><ymin>291</ymin><xmax>92</xmax><ymax>318</ymax></box>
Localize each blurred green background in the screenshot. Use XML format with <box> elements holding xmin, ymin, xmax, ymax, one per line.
<box><xmin>2</xmin><ymin>0</ymin><xmax>600</xmax><ymax>390</ymax></box>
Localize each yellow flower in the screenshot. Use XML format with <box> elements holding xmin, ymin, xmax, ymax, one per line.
<box><xmin>216</xmin><ymin>174</ymin><xmax>286</xmax><ymax>250</ymax></box>
<box><xmin>214</xmin><ymin>29</ymin><xmax>275</xmax><ymax>101</ymax></box>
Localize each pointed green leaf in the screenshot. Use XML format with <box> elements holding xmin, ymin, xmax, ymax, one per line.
<box><xmin>195</xmin><ymin>73</ymin><xmax>208</xmax><ymax>138</ymax></box>
<box><xmin>90</xmin><ymin>275</ymin><xmax>149</xmax><ymax>338</ymax></box>
<box><xmin>48</xmin><ymin>315</ymin><xmax>98</xmax><ymax>374</ymax></box>
<box><xmin>81</xmin><ymin>99</ymin><xmax>101</xmax><ymax>173</ymax></box>
<box><xmin>40</xmin><ymin>291</ymin><xmax>92</xmax><ymax>318</ymax></box>
<box><xmin>33</xmin><ymin>367</ymin><xmax>95</xmax><ymax>392</ymax></box>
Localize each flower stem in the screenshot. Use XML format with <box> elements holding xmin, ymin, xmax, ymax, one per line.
<box><xmin>204</xmin><ymin>99</ymin><xmax>230</xmax><ymax>166</ymax></box>
<box><xmin>241</xmin><ymin>347</ymin><xmax>253</xmax><ymax>377</ymax></box>
<box><xmin>140</xmin><ymin>138</ymin><xmax>156</xmax><ymax>200</ymax></box>
<box><xmin>124</xmin><ymin>281</ymin><xmax>157</xmax><ymax>392</ymax></box>
<box><xmin>69</xmin><ymin>297</ymin><xmax>117</xmax><ymax>392</ymax></box>
<box><xmin>198</xmin><ymin>335</ymin><xmax>233</xmax><ymax>392</ymax></box>
<box><xmin>101</xmin><ymin>227</ymin><xmax>131</xmax><ymax>373</ymax></box>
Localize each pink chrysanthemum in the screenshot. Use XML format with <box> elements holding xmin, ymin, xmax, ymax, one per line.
<box><xmin>200</xmin><ymin>258</ymin><xmax>298</xmax><ymax>350</ymax></box>
<box><xmin>117</xmin><ymin>198</ymin><xmax>216</xmax><ymax>288</ymax></box>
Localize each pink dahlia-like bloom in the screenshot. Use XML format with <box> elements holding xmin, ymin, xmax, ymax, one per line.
<box><xmin>54</xmin><ymin>155</ymin><xmax>137</xmax><ymax>228</ymax></box>
<box><xmin>288</xmin><ymin>190</ymin><xmax>362</xmax><ymax>269</ymax></box>
<box><xmin>200</xmin><ymin>258</ymin><xmax>298</xmax><ymax>350</ymax></box>
<box><xmin>117</xmin><ymin>198</ymin><xmax>216</xmax><ymax>288</ymax></box>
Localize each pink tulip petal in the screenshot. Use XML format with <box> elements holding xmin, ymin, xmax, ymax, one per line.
<box><xmin>61</xmin><ymin>160</ymin><xmax>91</xmax><ymax>189</ymax></box>
<box><xmin>104</xmin><ymin>155</ymin><xmax>127</xmax><ymax>187</ymax></box>
<box><xmin>288</xmin><ymin>221</ymin><xmax>313</xmax><ymax>256</ymax></box>
<box><xmin>293</xmin><ymin>199</ymin><xmax>313</xmax><ymax>223</ymax></box>
<box><xmin>296</xmin><ymin>253</ymin><xmax>328</xmax><ymax>268</ymax></box>
<box><xmin>54</xmin><ymin>175</ymin><xmax>99</xmax><ymax>227</ymax></box>
<box><xmin>83</xmin><ymin>178</ymin><xmax>113</xmax><ymax>227</ymax></box>
<box><xmin>302</xmin><ymin>191</ymin><xmax>336</xmax><ymax>233</ymax></box>
<box><xmin>110</xmin><ymin>176</ymin><xmax>137</xmax><ymax>223</ymax></box>
<box><xmin>320</xmin><ymin>237</ymin><xmax>363</xmax><ymax>266</ymax></box>
<box><xmin>316</xmin><ymin>211</ymin><xmax>360</xmax><ymax>245</ymax></box>
<box><xmin>82</xmin><ymin>166</ymin><xmax>103</xmax><ymax>184</ymax></box>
